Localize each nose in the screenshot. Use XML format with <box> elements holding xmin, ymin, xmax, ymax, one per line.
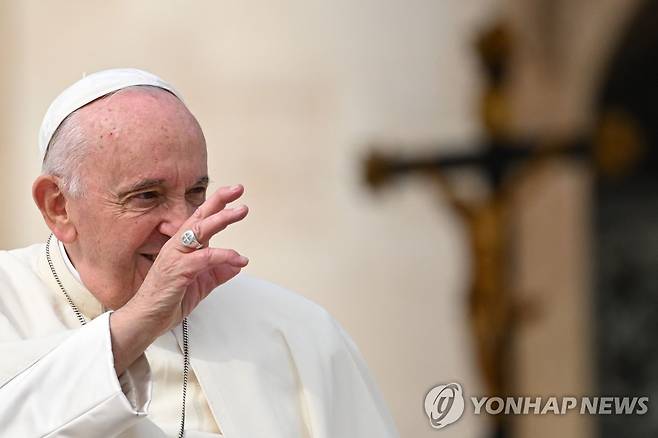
<box><xmin>158</xmin><ymin>198</ymin><xmax>195</xmax><ymax>238</ymax></box>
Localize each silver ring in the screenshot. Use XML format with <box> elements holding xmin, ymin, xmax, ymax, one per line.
<box><xmin>180</xmin><ymin>229</ymin><xmax>203</xmax><ymax>249</ymax></box>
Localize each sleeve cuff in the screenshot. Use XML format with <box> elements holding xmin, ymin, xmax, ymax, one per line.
<box><xmin>0</xmin><ymin>311</ymin><xmax>153</xmax><ymax>437</ymax></box>
<box><xmin>117</xmin><ymin>352</ymin><xmax>152</xmax><ymax>414</ymax></box>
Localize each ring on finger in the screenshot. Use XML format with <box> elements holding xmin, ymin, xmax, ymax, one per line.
<box><xmin>180</xmin><ymin>229</ymin><xmax>204</xmax><ymax>250</ymax></box>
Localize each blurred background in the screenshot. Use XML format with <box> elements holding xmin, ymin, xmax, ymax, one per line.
<box><xmin>0</xmin><ymin>0</ymin><xmax>656</xmax><ymax>437</ymax></box>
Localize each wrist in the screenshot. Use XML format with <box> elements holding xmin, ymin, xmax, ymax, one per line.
<box><xmin>109</xmin><ymin>304</ymin><xmax>161</xmax><ymax>375</ymax></box>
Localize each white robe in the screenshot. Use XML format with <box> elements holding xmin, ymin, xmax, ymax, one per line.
<box><xmin>0</xmin><ymin>241</ymin><xmax>399</xmax><ymax>438</ymax></box>
<box><xmin>56</xmin><ymin>239</ymin><xmax>224</xmax><ymax>436</ymax></box>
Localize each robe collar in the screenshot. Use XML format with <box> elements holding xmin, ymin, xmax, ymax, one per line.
<box><xmin>37</xmin><ymin>235</ymin><xmax>106</xmax><ymax>323</ymax></box>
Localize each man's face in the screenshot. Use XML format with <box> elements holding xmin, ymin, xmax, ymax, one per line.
<box><xmin>65</xmin><ymin>88</ymin><xmax>209</xmax><ymax>309</ymax></box>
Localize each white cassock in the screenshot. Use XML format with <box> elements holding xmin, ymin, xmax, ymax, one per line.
<box><xmin>0</xmin><ymin>238</ymin><xmax>399</xmax><ymax>438</ymax></box>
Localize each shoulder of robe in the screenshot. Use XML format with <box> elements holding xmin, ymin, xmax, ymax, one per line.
<box><xmin>196</xmin><ymin>273</ymin><xmax>337</xmax><ymax>335</ymax></box>
<box><xmin>0</xmin><ymin>243</ymin><xmax>44</xmax><ymax>271</ymax></box>
<box><xmin>0</xmin><ymin>244</ymin><xmax>46</xmax><ymax>301</ymax></box>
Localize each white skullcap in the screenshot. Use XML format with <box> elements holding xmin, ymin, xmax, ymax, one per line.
<box><xmin>38</xmin><ymin>68</ymin><xmax>182</xmax><ymax>162</ymax></box>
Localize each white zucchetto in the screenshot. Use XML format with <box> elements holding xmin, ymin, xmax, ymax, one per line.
<box><xmin>38</xmin><ymin>68</ymin><xmax>182</xmax><ymax>162</ymax></box>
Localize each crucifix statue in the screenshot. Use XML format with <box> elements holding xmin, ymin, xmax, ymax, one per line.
<box><xmin>362</xmin><ymin>22</ymin><xmax>641</xmax><ymax>437</ymax></box>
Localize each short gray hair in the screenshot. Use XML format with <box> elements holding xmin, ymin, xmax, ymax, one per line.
<box><xmin>41</xmin><ymin>109</ymin><xmax>88</xmax><ymax>198</ymax></box>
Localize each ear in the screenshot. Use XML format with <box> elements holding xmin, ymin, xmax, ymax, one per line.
<box><xmin>32</xmin><ymin>175</ymin><xmax>77</xmax><ymax>243</ymax></box>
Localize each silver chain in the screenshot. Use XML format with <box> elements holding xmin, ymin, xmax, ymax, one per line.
<box><xmin>45</xmin><ymin>234</ymin><xmax>189</xmax><ymax>438</ymax></box>
<box><xmin>46</xmin><ymin>234</ymin><xmax>87</xmax><ymax>326</ymax></box>
<box><xmin>179</xmin><ymin>317</ymin><xmax>190</xmax><ymax>438</ymax></box>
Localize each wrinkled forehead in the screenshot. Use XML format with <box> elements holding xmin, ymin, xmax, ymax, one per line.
<box><xmin>74</xmin><ymin>88</ymin><xmax>208</xmax><ymax>190</ymax></box>
<box><xmin>77</xmin><ymin>86</ymin><xmax>205</xmax><ymax>151</ymax></box>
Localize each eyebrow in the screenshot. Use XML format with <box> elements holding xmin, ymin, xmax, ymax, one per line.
<box><xmin>117</xmin><ymin>176</ymin><xmax>209</xmax><ymax>199</ymax></box>
<box><xmin>195</xmin><ymin>176</ymin><xmax>210</xmax><ymax>187</ymax></box>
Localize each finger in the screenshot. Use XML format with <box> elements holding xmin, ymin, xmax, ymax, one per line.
<box><xmin>192</xmin><ymin>204</ymin><xmax>249</xmax><ymax>243</ymax></box>
<box><xmin>192</xmin><ymin>184</ymin><xmax>244</xmax><ymax>221</ymax></box>
<box><xmin>202</xmin><ymin>264</ymin><xmax>243</xmax><ymax>298</ymax></box>
<box><xmin>186</xmin><ymin>247</ymin><xmax>249</xmax><ymax>273</ymax></box>
<box><xmin>181</xmin><ymin>264</ymin><xmax>243</xmax><ymax>316</ymax></box>
<box><xmin>173</xmin><ymin>185</ymin><xmax>245</xmax><ymax>253</ymax></box>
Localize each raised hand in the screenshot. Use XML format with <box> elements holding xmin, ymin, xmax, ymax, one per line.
<box><xmin>110</xmin><ymin>184</ymin><xmax>249</xmax><ymax>374</ymax></box>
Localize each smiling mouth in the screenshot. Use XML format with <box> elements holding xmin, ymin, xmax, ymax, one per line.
<box><xmin>141</xmin><ymin>254</ymin><xmax>157</xmax><ymax>262</ymax></box>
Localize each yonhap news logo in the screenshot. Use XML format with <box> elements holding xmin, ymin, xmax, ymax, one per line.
<box><xmin>424</xmin><ymin>383</ymin><xmax>465</xmax><ymax>429</ymax></box>
<box><xmin>424</xmin><ymin>382</ymin><xmax>649</xmax><ymax>430</ymax></box>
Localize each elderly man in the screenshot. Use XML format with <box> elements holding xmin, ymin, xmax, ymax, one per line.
<box><xmin>0</xmin><ymin>69</ymin><xmax>398</xmax><ymax>438</ymax></box>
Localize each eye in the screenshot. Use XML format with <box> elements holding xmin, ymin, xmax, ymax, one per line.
<box><xmin>128</xmin><ymin>191</ymin><xmax>162</xmax><ymax>208</ymax></box>
<box><xmin>135</xmin><ymin>191</ymin><xmax>159</xmax><ymax>200</ymax></box>
<box><xmin>186</xmin><ymin>186</ymin><xmax>207</xmax><ymax>205</ymax></box>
